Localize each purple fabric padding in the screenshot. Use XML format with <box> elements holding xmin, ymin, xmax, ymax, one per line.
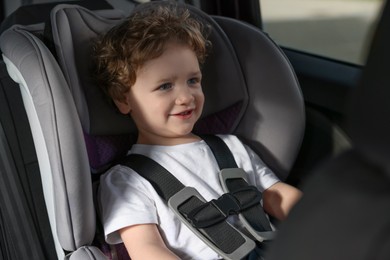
<box><xmin>94</xmin><ymin>235</ymin><xmax>129</xmax><ymax>260</ymax></box>
<box><xmin>84</xmin><ymin>101</ymin><xmax>242</xmax><ymax>171</ymax></box>
<box><xmin>194</xmin><ymin>101</ymin><xmax>243</xmax><ymax>134</ymax></box>
<box><xmin>84</xmin><ymin>133</ymin><xmax>136</xmax><ymax>171</ymax></box>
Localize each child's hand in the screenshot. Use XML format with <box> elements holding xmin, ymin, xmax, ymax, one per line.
<box><xmin>262</xmin><ymin>182</ymin><xmax>303</xmax><ymax>221</ymax></box>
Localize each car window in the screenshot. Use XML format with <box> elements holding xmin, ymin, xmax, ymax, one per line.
<box><xmin>261</xmin><ymin>0</ymin><xmax>385</xmax><ymax>65</ymax></box>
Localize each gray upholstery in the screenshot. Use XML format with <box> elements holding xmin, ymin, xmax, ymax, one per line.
<box><xmin>65</xmin><ymin>246</ymin><xmax>108</xmax><ymax>260</ymax></box>
<box><xmin>0</xmin><ymin>24</ymin><xmax>97</xmax><ymax>258</ymax></box>
<box><xmin>213</xmin><ymin>16</ymin><xmax>304</xmax><ymax>177</ymax></box>
<box><xmin>50</xmin><ymin>5</ymin><xmax>129</xmax><ymax>135</ymax></box>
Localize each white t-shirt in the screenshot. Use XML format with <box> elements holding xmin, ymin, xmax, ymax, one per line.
<box><xmin>99</xmin><ymin>135</ymin><xmax>279</xmax><ymax>259</ymax></box>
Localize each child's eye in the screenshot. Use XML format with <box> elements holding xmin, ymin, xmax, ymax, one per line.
<box><xmin>187</xmin><ymin>77</ymin><xmax>200</xmax><ymax>85</ymax></box>
<box><xmin>158</xmin><ymin>83</ymin><xmax>172</xmax><ymax>91</ymax></box>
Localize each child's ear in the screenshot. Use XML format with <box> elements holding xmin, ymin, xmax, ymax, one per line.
<box><xmin>113</xmin><ymin>98</ymin><xmax>131</xmax><ymax>115</ymax></box>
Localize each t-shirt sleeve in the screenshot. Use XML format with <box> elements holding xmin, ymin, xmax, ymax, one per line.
<box><xmin>99</xmin><ymin>165</ymin><xmax>158</xmax><ymax>244</ymax></box>
<box><xmin>244</xmin><ymin>144</ymin><xmax>280</xmax><ymax>192</ymax></box>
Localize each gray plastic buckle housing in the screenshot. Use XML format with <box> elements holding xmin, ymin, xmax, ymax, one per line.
<box><xmin>168</xmin><ymin>186</ymin><xmax>256</xmax><ymax>260</ymax></box>
<box><xmin>220</xmin><ymin>168</ymin><xmax>276</xmax><ymax>242</ymax></box>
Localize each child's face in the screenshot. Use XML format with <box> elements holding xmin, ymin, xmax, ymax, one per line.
<box><xmin>115</xmin><ymin>41</ymin><xmax>204</xmax><ymax>145</ymax></box>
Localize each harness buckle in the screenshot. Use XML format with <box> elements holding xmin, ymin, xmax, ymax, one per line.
<box><xmin>168</xmin><ymin>187</ymin><xmax>256</xmax><ymax>260</ymax></box>
<box><xmin>185</xmin><ymin>186</ymin><xmax>262</xmax><ymax>228</ymax></box>
<box><xmin>212</xmin><ymin>192</ymin><xmax>241</xmax><ymax>217</ymax></box>
<box><xmin>220</xmin><ymin>168</ymin><xmax>276</xmax><ymax>241</ymax></box>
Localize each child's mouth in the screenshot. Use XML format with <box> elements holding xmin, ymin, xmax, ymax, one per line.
<box><xmin>171</xmin><ymin>109</ymin><xmax>194</xmax><ymax>118</ymax></box>
<box><xmin>179</xmin><ymin>110</ymin><xmax>191</xmax><ymax>115</ymax></box>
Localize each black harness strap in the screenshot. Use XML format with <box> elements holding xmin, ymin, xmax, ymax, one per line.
<box><xmin>120</xmin><ymin>154</ymin><xmax>184</xmax><ymax>201</ymax></box>
<box><xmin>201</xmin><ymin>135</ymin><xmax>273</xmax><ymax>234</ymax></box>
<box><xmin>201</xmin><ymin>134</ymin><xmax>238</xmax><ymax>169</ymax></box>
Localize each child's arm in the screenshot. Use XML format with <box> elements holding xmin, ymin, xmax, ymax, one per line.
<box><xmin>262</xmin><ymin>182</ymin><xmax>302</xmax><ymax>221</ymax></box>
<box><xmin>120</xmin><ymin>223</ymin><xmax>180</xmax><ymax>260</ymax></box>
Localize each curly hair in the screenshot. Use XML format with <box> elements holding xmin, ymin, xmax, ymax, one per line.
<box><xmin>93</xmin><ymin>2</ymin><xmax>211</xmax><ymax>102</ymax></box>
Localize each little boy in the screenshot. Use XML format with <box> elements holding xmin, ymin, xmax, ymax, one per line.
<box><xmin>95</xmin><ymin>2</ymin><xmax>302</xmax><ymax>259</ymax></box>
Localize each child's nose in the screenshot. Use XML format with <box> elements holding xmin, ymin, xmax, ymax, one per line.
<box><xmin>175</xmin><ymin>86</ymin><xmax>194</xmax><ymax>105</ymax></box>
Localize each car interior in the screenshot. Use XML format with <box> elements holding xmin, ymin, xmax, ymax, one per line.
<box><xmin>0</xmin><ymin>0</ymin><xmax>388</xmax><ymax>259</ymax></box>
<box><xmin>266</xmin><ymin>0</ymin><xmax>390</xmax><ymax>258</ymax></box>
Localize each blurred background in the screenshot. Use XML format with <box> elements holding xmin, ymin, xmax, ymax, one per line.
<box><xmin>261</xmin><ymin>0</ymin><xmax>384</xmax><ymax>65</ymax></box>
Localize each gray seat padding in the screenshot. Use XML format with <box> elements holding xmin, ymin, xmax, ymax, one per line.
<box><xmin>0</xmin><ymin>23</ymin><xmax>96</xmax><ymax>258</ymax></box>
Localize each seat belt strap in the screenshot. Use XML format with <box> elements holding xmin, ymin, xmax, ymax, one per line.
<box><xmin>201</xmin><ymin>135</ymin><xmax>275</xmax><ymax>241</ymax></box>
<box><xmin>120</xmin><ymin>153</ymin><xmax>255</xmax><ymax>260</ymax></box>
<box><xmin>119</xmin><ymin>154</ymin><xmax>184</xmax><ymax>201</ymax></box>
<box><xmin>201</xmin><ymin>134</ymin><xmax>238</xmax><ymax>168</ymax></box>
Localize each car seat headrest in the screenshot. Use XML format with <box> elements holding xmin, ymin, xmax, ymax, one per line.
<box><xmin>50</xmin><ymin>3</ymin><xmax>247</xmax><ymax>136</ymax></box>
<box><xmin>49</xmin><ymin>4</ymin><xmax>131</xmax><ymax>135</ymax></box>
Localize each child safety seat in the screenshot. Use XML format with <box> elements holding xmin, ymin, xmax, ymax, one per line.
<box><xmin>0</xmin><ymin>2</ymin><xmax>304</xmax><ymax>259</ymax></box>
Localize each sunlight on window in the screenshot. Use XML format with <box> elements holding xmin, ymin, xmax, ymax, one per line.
<box><xmin>261</xmin><ymin>0</ymin><xmax>384</xmax><ymax>65</ymax></box>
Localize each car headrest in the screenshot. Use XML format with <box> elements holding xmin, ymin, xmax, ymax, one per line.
<box><xmin>49</xmin><ymin>5</ymin><xmax>130</xmax><ymax>135</ymax></box>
